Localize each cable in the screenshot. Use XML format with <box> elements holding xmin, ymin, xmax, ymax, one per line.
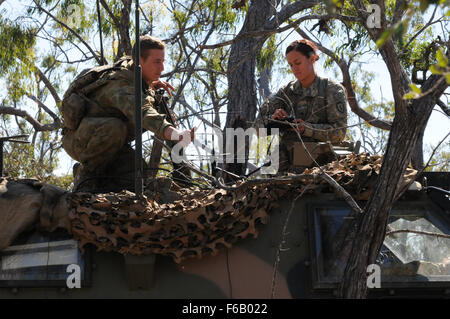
<box><xmin>424</xmin><ymin>186</ymin><xmax>450</xmax><ymax>196</ymax></box>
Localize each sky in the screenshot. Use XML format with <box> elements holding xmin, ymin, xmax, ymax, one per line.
<box><xmin>0</xmin><ymin>0</ymin><xmax>448</xmax><ymax>176</ymax></box>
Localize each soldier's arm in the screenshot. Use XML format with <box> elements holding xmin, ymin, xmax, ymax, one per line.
<box><xmin>301</xmin><ymin>82</ymin><xmax>347</xmax><ymax>143</ymax></box>
<box><xmin>97</xmin><ymin>79</ymin><xmax>173</xmax><ymax>139</ymax></box>
<box><xmin>141</xmin><ymin>94</ymin><xmax>174</xmax><ymax>139</ymax></box>
<box><xmin>254</xmin><ymin>85</ymin><xmax>293</xmax><ymax>128</ymax></box>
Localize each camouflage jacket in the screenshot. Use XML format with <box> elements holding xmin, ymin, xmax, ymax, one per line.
<box><xmin>83</xmin><ymin>56</ymin><xmax>173</xmax><ymax>142</ymax></box>
<box><xmin>256</xmin><ymin>76</ymin><xmax>347</xmax><ymax>144</ymax></box>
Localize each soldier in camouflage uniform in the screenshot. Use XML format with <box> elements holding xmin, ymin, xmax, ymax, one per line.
<box><xmin>256</xmin><ymin>40</ymin><xmax>347</xmax><ymax>174</ymax></box>
<box><xmin>62</xmin><ymin>36</ymin><xmax>194</xmax><ymax>191</ymax></box>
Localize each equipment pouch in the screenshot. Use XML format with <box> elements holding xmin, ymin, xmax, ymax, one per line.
<box><xmin>293</xmin><ymin>142</ymin><xmax>333</xmax><ymax>167</ymax></box>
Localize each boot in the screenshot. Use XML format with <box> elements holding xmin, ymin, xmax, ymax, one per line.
<box><xmin>73</xmin><ymin>145</ymin><xmax>147</xmax><ymax>193</ymax></box>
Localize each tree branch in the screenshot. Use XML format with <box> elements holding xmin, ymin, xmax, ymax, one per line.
<box><xmin>319</xmin><ymin>172</ymin><xmax>363</xmax><ymax>214</ymax></box>
<box><xmin>99</xmin><ymin>0</ymin><xmax>121</xmax><ymax>28</ymax></box>
<box><xmin>401</xmin><ymin>6</ymin><xmax>438</xmax><ymax>53</ymax></box>
<box><xmin>266</xmin><ymin>0</ymin><xmax>319</xmax><ymax>29</ymax></box>
<box><xmin>420</xmin><ymin>56</ymin><xmax>450</xmax><ymax>100</ymax></box>
<box><xmin>201</xmin><ymin>14</ymin><xmax>360</xmax><ymax>50</ymax></box>
<box><xmin>32</xmin><ymin>0</ymin><xmax>101</xmax><ymax>65</ymax></box>
<box><xmin>0</xmin><ymin>106</ymin><xmax>59</xmax><ymax>131</ymax></box>
<box><xmin>352</xmin><ymin>0</ymin><xmax>411</xmax><ymax>116</ymax></box>
<box><xmin>377</xmin><ymin>0</ymin><xmax>388</xmax><ymax>30</ymax></box>
<box><xmin>409</xmin><ymin>76</ymin><xmax>447</xmax><ymax>100</ymax></box>
<box><xmin>170</xmin><ymin>0</ymin><xmax>219</xmax><ymax>108</ymax></box>
<box><xmin>282</xmin><ymin>119</ymin><xmax>364</xmax><ymax>214</ymax></box>
<box><xmin>436</xmin><ymin>100</ymin><xmax>450</xmax><ymax>117</ymax></box>
<box><xmin>420</xmin><ymin>131</ymin><xmax>450</xmax><ymax>174</ymax></box>
<box><xmin>178</xmin><ymin>95</ymin><xmax>221</xmax><ymax>131</ymax></box>
<box><xmin>386</xmin><ymin>229</ymin><xmax>450</xmax><ymax>239</ymax></box>
<box><xmin>117</xmin><ymin>0</ymin><xmax>132</xmax><ymax>57</ymax></box>
<box><xmin>26</xmin><ymin>94</ymin><xmax>62</xmax><ymax>127</ymax></box>
<box><xmin>34</xmin><ymin>66</ymin><xmax>61</xmax><ymax>106</ymax></box>
<box><xmin>392</xmin><ymin>0</ymin><xmax>406</xmax><ymax>27</ymax></box>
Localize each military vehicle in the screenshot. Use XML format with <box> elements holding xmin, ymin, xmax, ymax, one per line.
<box><xmin>0</xmin><ymin>152</ymin><xmax>448</xmax><ymax>300</ymax></box>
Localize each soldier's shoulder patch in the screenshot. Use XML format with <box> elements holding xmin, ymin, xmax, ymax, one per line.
<box><xmin>336</xmin><ymin>101</ymin><xmax>346</xmax><ymax>113</ymax></box>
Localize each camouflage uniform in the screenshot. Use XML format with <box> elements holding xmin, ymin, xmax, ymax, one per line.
<box><xmin>256</xmin><ymin>76</ymin><xmax>347</xmax><ymax>173</ymax></box>
<box><xmin>62</xmin><ymin>57</ymin><xmax>173</xmax><ymax>191</ymax></box>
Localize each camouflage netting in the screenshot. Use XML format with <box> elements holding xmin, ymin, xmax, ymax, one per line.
<box><xmin>69</xmin><ymin>187</ymin><xmax>276</xmax><ymax>263</ymax></box>
<box><xmin>67</xmin><ymin>153</ymin><xmax>417</xmax><ymax>263</ymax></box>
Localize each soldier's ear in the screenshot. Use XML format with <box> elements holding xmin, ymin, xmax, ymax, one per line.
<box><xmin>310</xmin><ymin>54</ymin><xmax>319</xmax><ymax>63</ymax></box>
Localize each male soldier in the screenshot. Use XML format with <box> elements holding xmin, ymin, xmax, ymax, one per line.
<box><xmin>256</xmin><ymin>39</ymin><xmax>348</xmax><ymax>173</ymax></box>
<box><xmin>62</xmin><ymin>35</ymin><xmax>194</xmax><ymax>191</ymax></box>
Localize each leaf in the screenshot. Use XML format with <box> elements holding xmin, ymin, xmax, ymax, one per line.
<box><xmin>403</xmin><ymin>91</ymin><xmax>419</xmax><ymax>99</ymax></box>
<box><xmin>409</xmin><ymin>84</ymin><xmax>421</xmax><ymax>94</ymax></box>
<box><xmin>436</xmin><ymin>48</ymin><xmax>449</xmax><ymax>67</ymax></box>
<box><xmin>395</xmin><ymin>25</ymin><xmax>403</xmax><ymax>45</ymax></box>
<box><xmin>445</xmin><ymin>73</ymin><xmax>450</xmax><ymax>84</ymax></box>
<box><xmin>429</xmin><ymin>64</ymin><xmax>443</xmax><ymax>74</ymax></box>
<box><xmin>333</xmin><ymin>0</ymin><xmax>344</xmax><ymax>8</ymax></box>
<box><xmin>376</xmin><ymin>29</ymin><xmax>394</xmax><ymax>48</ymax></box>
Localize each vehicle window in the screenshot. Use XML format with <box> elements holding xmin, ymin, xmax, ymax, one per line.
<box><xmin>308</xmin><ymin>202</ymin><xmax>450</xmax><ymax>289</ymax></box>
<box><xmin>0</xmin><ymin>230</ymin><xmax>90</xmax><ymax>287</ymax></box>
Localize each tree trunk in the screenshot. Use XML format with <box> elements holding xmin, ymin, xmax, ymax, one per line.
<box><xmin>337</xmin><ymin>89</ymin><xmax>445</xmax><ymax>298</ymax></box>
<box><xmin>411</xmin><ymin>130</ymin><xmax>424</xmax><ymax>170</ymax></box>
<box><xmin>223</xmin><ymin>0</ymin><xmax>276</xmax><ymax>179</ymax></box>
<box><xmin>117</xmin><ymin>0</ymin><xmax>132</xmax><ymax>59</ymax></box>
<box><xmin>257</xmin><ymin>66</ymin><xmax>272</xmax><ymax>99</ymax></box>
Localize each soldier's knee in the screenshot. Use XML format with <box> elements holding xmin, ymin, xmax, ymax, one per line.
<box><xmin>65</xmin><ymin>117</ymin><xmax>128</xmax><ymax>165</ymax></box>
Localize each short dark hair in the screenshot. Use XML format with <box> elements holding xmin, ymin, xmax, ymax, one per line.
<box><xmin>285</xmin><ymin>39</ymin><xmax>319</xmax><ymax>61</ymax></box>
<box><xmin>131</xmin><ymin>35</ymin><xmax>166</xmax><ymax>61</ymax></box>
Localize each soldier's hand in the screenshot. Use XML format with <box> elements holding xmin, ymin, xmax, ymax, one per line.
<box><xmin>290</xmin><ymin>118</ymin><xmax>305</xmax><ymax>134</ymax></box>
<box><xmin>272</xmin><ymin>108</ymin><xmax>288</xmax><ymax>120</ymax></box>
<box><xmin>151</xmin><ymin>80</ymin><xmax>175</xmax><ymax>96</ymax></box>
<box><xmin>178</xmin><ymin>127</ymin><xmax>196</xmax><ymax>147</ymax></box>
<box><xmin>189</xmin><ymin>126</ymin><xmax>196</xmax><ymax>142</ymax></box>
<box><xmin>165</xmin><ymin>126</ymin><xmax>196</xmax><ymax>146</ymax></box>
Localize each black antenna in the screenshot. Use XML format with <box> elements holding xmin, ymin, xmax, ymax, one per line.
<box><xmin>96</xmin><ymin>0</ymin><xmax>105</xmax><ymax>65</ymax></box>
<box><xmin>134</xmin><ymin>0</ymin><xmax>143</xmax><ymax>197</ymax></box>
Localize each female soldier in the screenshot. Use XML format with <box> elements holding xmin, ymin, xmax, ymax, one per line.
<box><xmin>257</xmin><ymin>39</ymin><xmax>348</xmax><ymax>173</ymax></box>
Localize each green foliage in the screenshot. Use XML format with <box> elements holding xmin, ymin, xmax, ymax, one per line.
<box><xmin>172</xmin><ymin>0</ymin><xmax>237</xmax><ymax>35</ymax></box>
<box><xmin>4</xmin><ymin>133</ymin><xmax>70</xmax><ymax>189</ymax></box>
<box><xmin>348</xmin><ymin>101</ymin><xmax>395</xmax><ymax>155</ymax></box>
<box><xmin>436</xmin><ymin>48</ymin><xmax>449</xmax><ymax>67</ymax></box>
<box><xmin>257</xmin><ymin>35</ymin><xmax>277</xmax><ymax>74</ymax></box>
<box><xmin>424</xmin><ymin>141</ymin><xmax>450</xmax><ymax>172</ymax></box>
<box><xmin>207</xmin><ymin>0</ymin><xmax>237</xmax><ymax>32</ymax></box>
<box><xmin>350</xmin><ymin>68</ymin><xmax>376</xmax><ymax>105</ymax></box>
<box><xmin>0</xmin><ymin>17</ymin><xmax>36</xmax><ymax>76</ymax></box>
